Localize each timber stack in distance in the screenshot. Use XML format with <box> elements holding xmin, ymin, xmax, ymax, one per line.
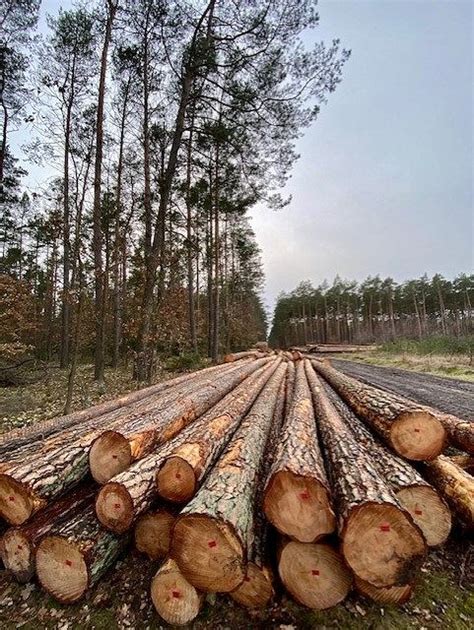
<box><xmin>0</xmin><ymin>349</ymin><xmax>472</xmax><ymax>626</ymax></box>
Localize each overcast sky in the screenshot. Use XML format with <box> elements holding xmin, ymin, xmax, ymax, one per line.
<box><xmin>11</xmin><ymin>0</ymin><xmax>474</xmax><ymax>318</ymax></box>
<box><xmin>251</xmin><ymin>0</ymin><xmax>473</xmax><ymax>313</ymax></box>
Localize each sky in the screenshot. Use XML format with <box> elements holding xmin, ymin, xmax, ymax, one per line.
<box><xmin>10</xmin><ymin>0</ymin><xmax>474</xmax><ymax>318</ymax></box>
<box><xmin>250</xmin><ymin>0</ymin><xmax>473</xmax><ymax>314</ymax></box>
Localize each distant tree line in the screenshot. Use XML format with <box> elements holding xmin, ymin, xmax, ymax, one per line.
<box><xmin>0</xmin><ymin>0</ymin><xmax>349</xmax><ymax>381</ymax></box>
<box><xmin>269</xmin><ymin>274</ymin><xmax>474</xmax><ymax>349</ymax></box>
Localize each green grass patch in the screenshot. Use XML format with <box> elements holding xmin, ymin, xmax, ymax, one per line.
<box><xmin>381</xmin><ymin>336</ymin><xmax>474</xmax><ymax>357</ymax></box>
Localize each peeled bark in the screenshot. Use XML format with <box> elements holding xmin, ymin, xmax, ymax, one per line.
<box><xmin>151</xmin><ymin>559</ymin><xmax>203</xmax><ymax>626</ymax></box>
<box><xmin>134</xmin><ymin>508</ymin><xmax>176</xmax><ymax>560</ymax></box>
<box><xmin>321</xmin><ymin>381</ymin><xmax>451</xmax><ymax>546</ymax></box>
<box><xmin>278</xmin><ymin>540</ymin><xmax>352</xmax><ymax>610</ymax></box>
<box><xmin>35</xmin><ymin>505</ymin><xmax>127</xmax><ymax>603</ymax></box>
<box><xmin>355</xmin><ymin>576</ymin><xmax>413</xmax><ymax>605</ymax></box>
<box><xmin>170</xmin><ymin>362</ymin><xmax>286</xmax><ymax>593</ymax></box>
<box><xmin>0</xmin><ymin>485</ymin><xmax>95</xmax><ymax>583</ymax></box>
<box><xmin>423</xmin><ymin>455</ymin><xmax>474</xmax><ymax>528</ymax></box>
<box><xmin>306</xmin><ymin>364</ymin><xmax>426</xmax><ymax>587</ymax></box>
<box><xmin>263</xmin><ymin>360</ymin><xmax>335</xmax><ymax>543</ymax></box>
<box><xmin>312</xmin><ymin>360</ymin><xmax>445</xmax><ymax>460</ymax></box>
<box><xmin>156</xmin><ymin>360</ymin><xmax>283</xmax><ymax>503</ymax></box>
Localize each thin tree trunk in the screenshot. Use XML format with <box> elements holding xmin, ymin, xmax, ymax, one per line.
<box><xmin>185</xmin><ymin>108</ymin><xmax>197</xmax><ymax>352</ymax></box>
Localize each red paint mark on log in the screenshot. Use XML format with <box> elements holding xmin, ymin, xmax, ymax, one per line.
<box><xmin>176</xmin><ymin>473</ymin><xmax>181</xmax><ymax>479</ymax></box>
<box><xmin>414</xmin><ymin>509</ymin><xmax>423</xmax><ymax>515</ymax></box>
<box><xmin>8</xmin><ymin>496</ymin><xmax>15</xmax><ymax>502</ymax></box>
<box><xmin>311</xmin><ymin>569</ymin><xmax>320</xmax><ymax>576</ymax></box>
<box><xmin>244</xmin><ymin>577</ymin><xmax>251</xmax><ymax>582</ymax></box>
<box><xmin>208</xmin><ymin>540</ymin><xmax>217</xmax><ymax>548</ymax></box>
<box><xmin>17</xmin><ymin>545</ymin><xmax>23</xmax><ymax>550</ymax></box>
<box><xmin>114</xmin><ymin>504</ymin><xmax>121</xmax><ymax>509</ymax></box>
<box><xmin>299</xmin><ymin>489</ymin><xmax>310</xmax><ymax>500</ymax></box>
<box><xmin>414</xmin><ymin>429</ymin><xmax>420</xmax><ymax>433</ymax></box>
<box><xmin>172</xmin><ymin>590</ymin><xmax>181</xmax><ymax>599</ymax></box>
<box><xmin>112</xmin><ymin>455</ymin><xmax>118</xmax><ymax>459</ymax></box>
<box><xmin>65</xmin><ymin>560</ymin><xmax>72</xmax><ymax>567</ymax></box>
<box><xmin>380</xmin><ymin>523</ymin><xmax>391</xmax><ymax>532</ymax></box>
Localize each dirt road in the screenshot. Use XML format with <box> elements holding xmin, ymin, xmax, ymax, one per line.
<box><xmin>333</xmin><ymin>360</ymin><xmax>474</xmax><ymax>421</ymax></box>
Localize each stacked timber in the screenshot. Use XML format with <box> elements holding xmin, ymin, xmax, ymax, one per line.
<box><xmin>0</xmin><ymin>350</ymin><xmax>472</xmax><ymax>624</ymax></box>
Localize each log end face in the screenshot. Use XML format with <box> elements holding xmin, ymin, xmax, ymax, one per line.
<box><xmin>342</xmin><ymin>502</ymin><xmax>426</xmax><ymax>588</ymax></box>
<box><xmin>0</xmin><ymin>475</ymin><xmax>34</xmax><ymax>525</ymax></box>
<box><xmin>171</xmin><ymin>514</ymin><xmax>245</xmax><ymax>592</ymax></box>
<box><xmin>278</xmin><ymin>541</ymin><xmax>352</xmax><ymax>610</ymax></box>
<box><xmin>134</xmin><ymin>511</ymin><xmax>176</xmax><ymax>560</ymax></box>
<box><xmin>95</xmin><ymin>482</ymin><xmax>134</xmax><ymax>533</ymax></box>
<box><xmin>355</xmin><ymin>576</ymin><xmax>413</xmax><ymax>605</ymax></box>
<box><xmin>230</xmin><ymin>562</ymin><xmax>274</xmax><ymax>609</ymax></box>
<box><xmin>264</xmin><ymin>471</ymin><xmax>335</xmax><ymax>543</ymax></box>
<box><xmin>36</xmin><ymin>535</ymin><xmax>88</xmax><ymax>603</ymax></box>
<box><xmin>397</xmin><ymin>486</ymin><xmax>452</xmax><ymax>547</ymax></box>
<box><xmin>391</xmin><ymin>411</ymin><xmax>446</xmax><ymax>461</ymax></box>
<box><xmin>1</xmin><ymin>530</ymin><xmax>33</xmax><ymax>582</ymax></box>
<box><xmin>151</xmin><ymin>558</ymin><xmax>201</xmax><ymax>626</ymax></box>
<box><xmin>156</xmin><ymin>457</ymin><xmax>196</xmax><ymax>504</ymax></box>
<box><xmin>89</xmin><ymin>431</ymin><xmax>132</xmax><ymax>484</ymax></box>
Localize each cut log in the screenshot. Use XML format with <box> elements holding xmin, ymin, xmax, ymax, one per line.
<box><xmin>0</xmin><ymin>485</ymin><xmax>95</xmax><ymax>583</ymax></box>
<box><xmin>448</xmin><ymin>454</ymin><xmax>474</xmax><ymax>475</ymax></box>
<box><xmin>432</xmin><ymin>412</ymin><xmax>474</xmax><ymax>455</ymax></box>
<box><xmin>0</xmin><ymin>359</ymin><xmax>272</xmax><ymax>525</ymax></box>
<box><xmin>170</xmin><ymin>362</ymin><xmax>287</xmax><ymax>593</ymax></box>
<box><xmin>263</xmin><ymin>360</ymin><xmax>335</xmax><ymax>542</ymax></box>
<box><xmin>151</xmin><ymin>559</ymin><xmax>203</xmax><ymax>626</ymax></box>
<box><xmin>306</xmin><ymin>364</ymin><xmax>426</xmax><ymax>587</ymax></box>
<box><xmin>134</xmin><ymin>508</ymin><xmax>176</xmax><ymax>561</ymax></box>
<box><xmin>278</xmin><ymin>540</ymin><xmax>352</xmax><ymax>610</ymax></box>
<box><xmin>321</xmin><ymin>381</ymin><xmax>451</xmax><ymax>546</ymax></box>
<box><xmin>312</xmin><ymin>360</ymin><xmax>445</xmax><ymax>460</ymax></box>
<box><xmin>95</xmin><ymin>361</ymin><xmax>278</xmax><ymax>534</ymax></box>
<box><xmin>35</xmin><ymin>505</ymin><xmax>127</xmax><ymax>603</ymax></box>
<box><xmin>89</xmin><ymin>357</ymin><xmax>273</xmax><ymax>483</ymax></box>
<box><xmin>355</xmin><ymin>576</ymin><xmax>413</xmax><ymax>605</ymax></box>
<box><xmin>223</xmin><ymin>350</ymin><xmax>263</xmax><ymax>363</ymax></box>
<box><xmin>423</xmin><ymin>455</ymin><xmax>474</xmax><ymax>528</ymax></box>
<box><xmin>156</xmin><ymin>360</ymin><xmax>283</xmax><ymax>503</ymax></box>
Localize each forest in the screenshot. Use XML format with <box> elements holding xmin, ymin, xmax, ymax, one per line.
<box><xmin>269</xmin><ymin>274</ymin><xmax>474</xmax><ymax>349</ymax></box>
<box><xmin>0</xmin><ymin>0</ymin><xmax>350</xmax><ymax>382</ymax></box>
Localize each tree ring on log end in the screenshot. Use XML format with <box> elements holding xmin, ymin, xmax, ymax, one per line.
<box><xmin>156</xmin><ymin>457</ymin><xmax>196</xmax><ymax>503</ymax></box>
<box><xmin>151</xmin><ymin>559</ymin><xmax>201</xmax><ymax>626</ymax></box>
<box><xmin>135</xmin><ymin>511</ymin><xmax>176</xmax><ymax>560</ymax></box>
<box><xmin>278</xmin><ymin>541</ymin><xmax>352</xmax><ymax>610</ymax></box>
<box><xmin>171</xmin><ymin>514</ymin><xmax>244</xmax><ymax>592</ymax></box>
<box><xmin>36</xmin><ymin>535</ymin><xmax>88</xmax><ymax>603</ymax></box>
<box><xmin>1</xmin><ymin>529</ymin><xmax>32</xmax><ymax>582</ymax></box>
<box><xmin>396</xmin><ymin>485</ymin><xmax>452</xmax><ymax>547</ymax></box>
<box><xmin>342</xmin><ymin>502</ymin><xmax>426</xmax><ymax>588</ymax></box>
<box><xmin>230</xmin><ymin>562</ymin><xmax>274</xmax><ymax>609</ymax></box>
<box><xmin>89</xmin><ymin>431</ymin><xmax>132</xmax><ymax>484</ymax></box>
<box><xmin>0</xmin><ymin>475</ymin><xmax>34</xmax><ymax>525</ymax></box>
<box><xmin>355</xmin><ymin>576</ymin><xmax>413</xmax><ymax>605</ymax></box>
<box><xmin>95</xmin><ymin>482</ymin><xmax>134</xmax><ymax>533</ymax></box>
<box><xmin>263</xmin><ymin>471</ymin><xmax>335</xmax><ymax>542</ymax></box>
<box><xmin>390</xmin><ymin>412</ymin><xmax>445</xmax><ymax>460</ymax></box>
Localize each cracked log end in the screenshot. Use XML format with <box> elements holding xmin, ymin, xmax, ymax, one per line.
<box><xmin>342</xmin><ymin>502</ymin><xmax>426</xmax><ymax>588</ymax></box>
<box><xmin>134</xmin><ymin>510</ymin><xmax>176</xmax><ymax>560</ymax></box>
<box><xmin>36</xmin><ymin>535</ymin><xmax>88</xmax><ymax>603</ymax></box>
<box><xmin>0</xmin><ymin>475</ymin><xmax>37</xmax><ymax>525</ymax></box>
<box><xmin>171</xmin><ymin>514</ymin><xmax>245</xmax><ymax>592</ymax></box>
<box><xmin>1</xmin><ymin>529</ymin><xmax>33</xmax><ymax>582</ymax></box>
<box><xmin>230</xmin><ymin>562</ymin><xmax>274</xmax><ymax>609</ymax></box>
<box><xmin>390</xmin><ymin>411</ymin><xmax>445</xmax><ymax>460</ymax></box>
<box><xmin>355</xmin><ymin>576</ymin><xmax>413</xmax><ymax>604</ymax></box>
<box><xmin>89</xmin><ymin>431</ymin><xmax>132</xmax><ymax>484</ymax></box>
<box><xmin>278</xmin><ymin>540</ymin><xmax>352</xmax><ymax>610</ymax></box>
<box><xmin>151</xmin><ymin>558</ymin><xmax>202</xmax><ymax>626</ymax></box>
<box><xmin>95</xmin><ymin>482</ymin><xmax>134</xmax><ymax>533</ymax></box>
<box><xmin>156</xmin><ymin>457</ymin><xmax>196</xmax><ymax>503</ymax></box>
<box><xmin>263</xmin><ymin>471</ymin><xmax>335</xmax><ymax>542</ymax></box>
<box><xmin>396</xmin><ymin>485</ymin><xmax>452</xmax><ymax>546</ymax></box>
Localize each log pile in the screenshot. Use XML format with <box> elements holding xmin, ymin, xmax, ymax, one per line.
<box><xmin>0</xmin><ymin>351</ymin><xmax>472</xmax><ymax>625</ymax></box>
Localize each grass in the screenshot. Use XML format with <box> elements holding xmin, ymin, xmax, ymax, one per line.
<box><xmin>380</xmin><ymin>336</ymin><xmax>474</xmax><ymax>357</ymax></box>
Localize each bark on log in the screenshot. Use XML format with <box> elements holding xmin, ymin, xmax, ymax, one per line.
<box><xmin>312</xmin><ymin>360</ymin><xmax>445</xmax><ymax>460</ymax></box>
<box><xmin>89</xmin><ymin>357</ymin><xmax>273</xmax><ymax>483</ymax></box>
<box><xmin>423</xmin><ymin>455</ymin><xmax>474</xmax><ymax>528</ymax></box>
<box><xmin>306</xmin><ymin>364</ymin><xmax>426</xmax><ymax>587</ymax></box>
<box><xmin>321</xmin><ymin>380</ymin><xmax>451</xmax><ymax>546</ymax></box>
<box><xmin>431</xmin><ymin>412</ymin><xmax>473</xmax><ymax>456</ymax></box>
<box><xmin>151</xmin><ymin>558</ymin><xmax>203</xmax><ymax>626</ymax></box>
<box><xmin>278</xmin><ymin>540</ymin><xmax>352</xmax><ymax>610</ymax></box>
<box><xmin>263</xmin><ymin>360</ymin><xmax>335</xmax><ymax>542</ymax></box>
<box><xmin>223</xmin><ymin>350</ymin><xmax>264</xmax><ymax>363</ymax></box>
<box><xmin>134</xmin><ymin>508</ymin><xmax>176</xmax><ymax>561</ymax></box>
<box><xmin>448</xmin><ymin>454</ymin><xmax>474</xmax><ymax>475</ymax></box>
<box><xmin>156</xmin><ymin>360</ymin><xmax>283</xmax><ymax>503</ymax></box>
<box><xmin>170</xmin><ymin>363</ymin><xmax>287</xmax><ymax>593</ymax></box>
<box><xmin>0</xmin><ymin>485</ymin><xmax>95</xmax><ymax>582</ymax></box>
<box><xmin>355</xmin><ymin>576</ymin><xmax>413</xmax><ymax>605</ymax></box>
<box><xmin>35</xmin><ymin>505</ymin><xmax>128</xmax><ymax>603</ymax></box>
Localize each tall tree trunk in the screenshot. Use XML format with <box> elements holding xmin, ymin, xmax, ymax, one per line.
<box><xmin>60</xmin><ymin>96</ymin><xmax>73</xmax><ymax>369</ymax></box>
<box><xmin>185</xmin><ymin>108</ymin><xmax>197</xmax><ymax>352</ymax></box>
<box><xmin>211</xmin><ymin>144</ymin><xmax>220</xmax><ymax>362</ymax></box>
